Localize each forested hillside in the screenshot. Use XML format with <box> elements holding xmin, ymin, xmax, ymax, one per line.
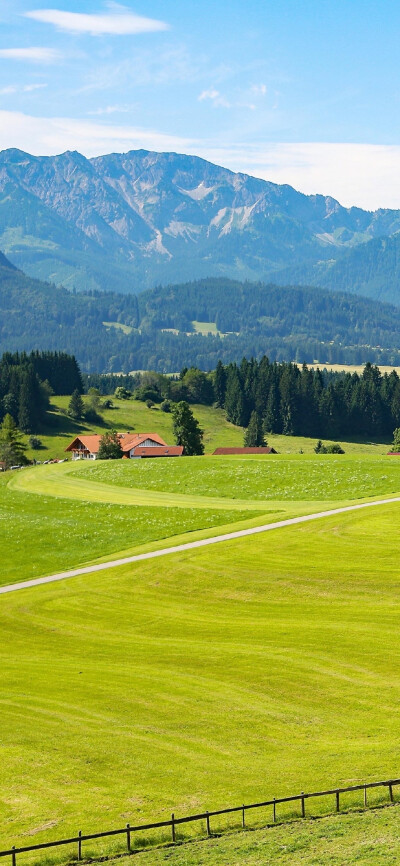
<box><xmin>281</xmin><ymin>233</ymin><xmax>400</xmax><ymax>305</ymax></box>
<box><xmin>1</xmin><ymin>253</ymin><xmax>400</xmax><ymax>371</ymax></box>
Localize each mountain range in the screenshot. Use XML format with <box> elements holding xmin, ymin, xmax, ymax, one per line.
<box><xmin>2</xmin><ymin>147</ymin><xmax>400</xmax><ymax>303</ymax></box>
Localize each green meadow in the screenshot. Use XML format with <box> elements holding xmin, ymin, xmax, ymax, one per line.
<box><xmin>2</xmin><ymin>419</ymin><xmax>400</xmax><ymax>864</ymax></box>
<box><xmin>2</xmin><ymin>496</ymin><xmax>400</xmax><ymax>861</ymax></box>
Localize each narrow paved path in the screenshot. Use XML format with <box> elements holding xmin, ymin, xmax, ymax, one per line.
<box><xmin>1</xmin><ymin>496</ymin><xmax>400</xmax><ymax>596</ymax></box>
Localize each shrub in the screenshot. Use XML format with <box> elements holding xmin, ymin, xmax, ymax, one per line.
<box><xmin>114</xmin><ymin>387</ymin><xmax>131</xmax><ymax>400</ymax></box>
<box><xmin>28</xmin><ymin>436</ymin><xmax>43</xmax><ymax>450</ymax></box>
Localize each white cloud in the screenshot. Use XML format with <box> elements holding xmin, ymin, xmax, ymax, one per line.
<box><xmin>25</xmin><ymin>8</ymin><xmax>169</xmax><ymax>36</ymax></box>
<box><xmin>88</xmin><ymin>104</ymin><xmax>131</xmax><ymax>115</ymax></box>
<box><xmin>0</xmin><ymin>114</ymin><xmax>399</xmax><ymax>210</ymax></box>
<box><xmin>0</xmin><ymin>109</ymin><xmax>191</xmax><ymax>157</ymax></box>
<box><xmin>196</xmin><ymin>142</ymin><xmax>400</xmax><ymax>210</ymax></box>
<box><xmin>23</xmin><ymin>83</ymin><xmax>48</xmax><ymax>92</ymax></box>
<box><xmin>0</xmin><ymin>47</ymin><xmax>59</xmax><ymax>63</ymax></box>
<box><xmin>198</xmin><ymin>88</ymin><xmax>231</xmax><ymax>108</ymax></box>
<box><xmin>0</xmin><ymin>83</ymin><xmax>48</xmax><ymax>94</ymax></box>
<box><xmin>251</xmin><ymin>83</ymin><xmax>267</xmax><ymax>96</ymax></box>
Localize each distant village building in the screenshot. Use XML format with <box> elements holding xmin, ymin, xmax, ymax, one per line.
<box><xmin>213</xmin><ymin>447</ymin><xmax>277</xmax><ymax>455</ymax></box>
<box><xmin>66</xmin><ymin>433</ymin><xmax>183</xmax><ymax>460</ymax></box>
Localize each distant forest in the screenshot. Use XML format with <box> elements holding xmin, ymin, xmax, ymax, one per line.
<box><xmin>2</xmin><ymin>256</ymin><xmax>400</xmax><ymax>372</ymax></box>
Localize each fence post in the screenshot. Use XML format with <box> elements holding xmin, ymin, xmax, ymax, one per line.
<box><xmin>336</xmin><ymin>791</ymin><xmax>340</xmax><ymax>812</ymax></box>
<box><xmin>242</xmin><ymin>806</ymin><xmax>245</xmax><ymax>829</ymax></box>
<box><xmin>301</xmin><ymin>793</ymin><xmax>305</xmax><ymax>818</ymax></box>
<box><xmin>364</xmin><ymin>786</ymin><xmax>367</xmax><ymax>808</ymax></box>
<box><xmin>11</xmin><ymin>847</ymin><xmax>16</xmax><ymax>866</ymax></box>
<box><xmin>389</xmin><ymin>784</ymin><xmax>394</xmax><ymax>803</ymax></box>
<box><xmin>273</xmin><ymin>798</ymin><xmax>276</xmax><ymax>823</ymax></box>
<box><xmin>171</xmin><ymin>813</ymin><xmax>176</xmax><ymax>843</ymax></box>
<box><xmin>126</xmin><ymin>823</ymin><xmax>131</xmax><ymax>852</ymax></box>
<box><xmin>206</xmin><ymin>812</ymin><xmax>211</xmax><ymax>836</ymax></box>
<box><xmin>78</xmin><ymin>830</ymin><xmax>82</xmax><ymax>862</ymax></box>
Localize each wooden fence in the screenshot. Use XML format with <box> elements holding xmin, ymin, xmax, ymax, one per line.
<box><xmin>1</xmin><ymin>777</ymin><xmax>399</xmax><ymax>866</ymax></box>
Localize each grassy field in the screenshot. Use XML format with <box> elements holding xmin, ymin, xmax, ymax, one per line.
<box><xmin>2</xmin><ymin>422</ymin><xmax>400</xmax><ymax>864</ymax></box>
<box><xmin>75</xmin><ymin>453</ymin><xmax>400</xmax><ymax>502</ymax></box>
<box><xmin>112</xmin><ymin>806</ymin><xmax>400</xmax><ymax>866</ymax></box>
<box><xmin>2</xmin><ymin>499</ymin><xmax>400</xmax><ymax>861</ymax></box>
<box><xmin>2</xmin><ymin>450</ymin><xmax>400</xmax><ymax>588</ymax></box>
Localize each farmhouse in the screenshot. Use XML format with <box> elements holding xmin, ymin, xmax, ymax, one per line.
<box><xmin>213</xmin><ymin>447</ymin><xmax>277</xmax><ymax>455</ymax></box>
<box><xmin>66</xmin><ymin>433</ymin><xmax>183</xmax><ymax>460</ymax></box>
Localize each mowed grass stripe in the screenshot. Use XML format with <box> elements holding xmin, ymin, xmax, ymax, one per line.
<box><xmin>8</xmin><ymin>463</ymin><xmax>271</xmax><ymax>511</ymax></box>
<box><xmin>1</xmin><ymin>501</ymin><xmax>400</xmax><ymax>853</ymax></box>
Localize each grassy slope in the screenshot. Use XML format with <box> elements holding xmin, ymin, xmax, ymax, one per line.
<box><xmin>2</xmin><ymin>501</ymin><xmax>400</xmax><ymax>858</ymax></box>
<box><xmin>27</xmin><ymin>396</ymin><xmax>391</xmax><ymax>462</ymax></box>
<box><xmin>114</xmin><ymin>806</ymin><xmax>400</xmax><ymax>866</ymax></box>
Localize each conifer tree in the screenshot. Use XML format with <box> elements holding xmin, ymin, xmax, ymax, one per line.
<box><xmin>68</xmin><ymin>389</ymin><xmax>85</xmax><ymax>420</ymax></box>
<box><xmin>0</xmin><ymin>414</ymin><xmax>27</xmax><ymax>468</ymax></box>
<box><xmin>244</xmin><ymin>411</ymin><xmax>266</xmax><ymax>447</ymax></box>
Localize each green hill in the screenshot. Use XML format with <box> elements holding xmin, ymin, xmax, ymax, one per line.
<box><xmin>2</xmin><ymin>257</ymin><xmax>400</xmax><ymax>371</ymax></box>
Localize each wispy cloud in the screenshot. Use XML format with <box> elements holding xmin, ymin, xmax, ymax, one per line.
<box><xmin>0</xmin><ymin>83</ymin><xmax>48</xmax><ymax>94</ymax></box>
<box><xmin>198</xmin><ymin>88</ymin><xmax>231</xmax><ymax>108</ymax></box>
<box><xmin>25</xmin><ymin>7</ymin><xmax>169</xmax><ymax>36</ymax></box>
<box><xmin>87</xmin><ymin>104</ymin><xmax>131</xmax><ymax>115</ymax></box>
<box><xmin>0</xmin><ymin>109</ymin><xmax>192</xmax><ymax>157</ymax></box>
<box><xmin>0</xmin><ymin>47</ymin><xmax>59</xmax><ymax>63</ymax></box>
<box><xmin>251</xmin><ymin>83</ymin><xmax>267</xmax><ymax>96</ymax></box>
<box><xmin>196</xmin><ymin>142</ymin><xmax>400</xmax><ymax>210</ymax></box>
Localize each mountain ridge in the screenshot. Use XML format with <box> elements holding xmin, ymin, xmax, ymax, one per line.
<box><xmin>2</xmin><ymin>147</ymin><xmax>400</xmax><ymax>298</ymax></box>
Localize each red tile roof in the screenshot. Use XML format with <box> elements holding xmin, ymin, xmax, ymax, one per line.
<box><xmin>134</xmin><ymin>446</ymin><xmax>183</xmax><ymax>458</ymax></box>
<box><xmin>66</xmin><ymin>432</ymin><xmax>169</xmax><ymax>455</ymax></box>
<box><xmin>213</xmin><ymin>447</ymin><xmax>277</xmax><ymax>455</ymax></box>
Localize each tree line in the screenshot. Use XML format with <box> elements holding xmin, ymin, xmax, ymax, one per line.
<box><xmin>104</xmin><ymin>359</ymin><xmax>400</xmax><ymax>442</ymax></box>
<box><xmin>0</xmin><ymin>351</ymin><xmax>83</xmax><ymax>433</ymax></box>
<box><xmin>216</xmin><ymin>358</ymin><xmax>400</xmax><ymax>440</ymax></box>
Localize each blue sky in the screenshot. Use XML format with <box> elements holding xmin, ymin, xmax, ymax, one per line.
<box><xmin>1</xmin><ymin>0</ymin><xmax>400</xmax><ymax>208</ymax></box>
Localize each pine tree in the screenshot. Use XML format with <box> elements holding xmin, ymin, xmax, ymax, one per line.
<box><xmin>389</xmin><ymin>428</ymin><xmax>400</xmax><ymax>452</ymax></box>
<box><xmin>244</xmin><ymin>411</ymin><xmax>266</xmax><ymax>447</ymax></box>
<box><xmin>214</xmin><ymin>360</ymin><xmax>227</xmax><ymax>407</ymax></box>
<box><xmin>68</xmin><ymin>389</ymin><xmax>85</xmax><ymax>420</ymax></box>
<box><xmin>0</xmin><ymin>414</ymin><xmax>27</xmax><ymax>468</ymax></box>
<box><xmin>172</xmin><ymin>401</ymin><xmax>204</xmax><ymax>455</ymax></box>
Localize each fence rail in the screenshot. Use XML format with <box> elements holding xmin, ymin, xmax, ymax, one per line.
<box><xmin>1</xmin><ymin>777</ymin><xmax>399</xmax><ymax>864</ymax></box>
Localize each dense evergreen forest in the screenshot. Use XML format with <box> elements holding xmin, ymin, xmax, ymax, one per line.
<box><xmin>87</xmin><ymin>359</ymin><xmax>400</xmax><ymax>441</ymax></box>
<box><xmin>0</xmin><ymin>351</ymin><xmax>82</xmax><ymax>432</ymax></box>
<box><xmin>215</xmin><ymin>358</ymin><xmax>400</xmax><ymax>440</ymax></box>
<box><xmin>2</xmin><ymin>254</ymin><xmax>400</xmax><ymax>372</ymax></box>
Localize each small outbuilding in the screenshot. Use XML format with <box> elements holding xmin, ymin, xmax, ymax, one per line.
<box><xmin>213</xmin><ymin>447</ymin><xmax>277</xmax><ymax>455</ymax></box>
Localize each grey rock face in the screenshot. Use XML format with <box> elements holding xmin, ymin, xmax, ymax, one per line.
<box><xmin>1</xmin><ymin>147</ymin><xmax>400</xmax><ymax>294</ymax></box>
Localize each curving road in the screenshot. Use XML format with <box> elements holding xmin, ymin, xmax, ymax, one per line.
<box><xmin>1</xmin><ymin>495</ymin><xmax>400</xmax><ymax>596</ymax></box>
